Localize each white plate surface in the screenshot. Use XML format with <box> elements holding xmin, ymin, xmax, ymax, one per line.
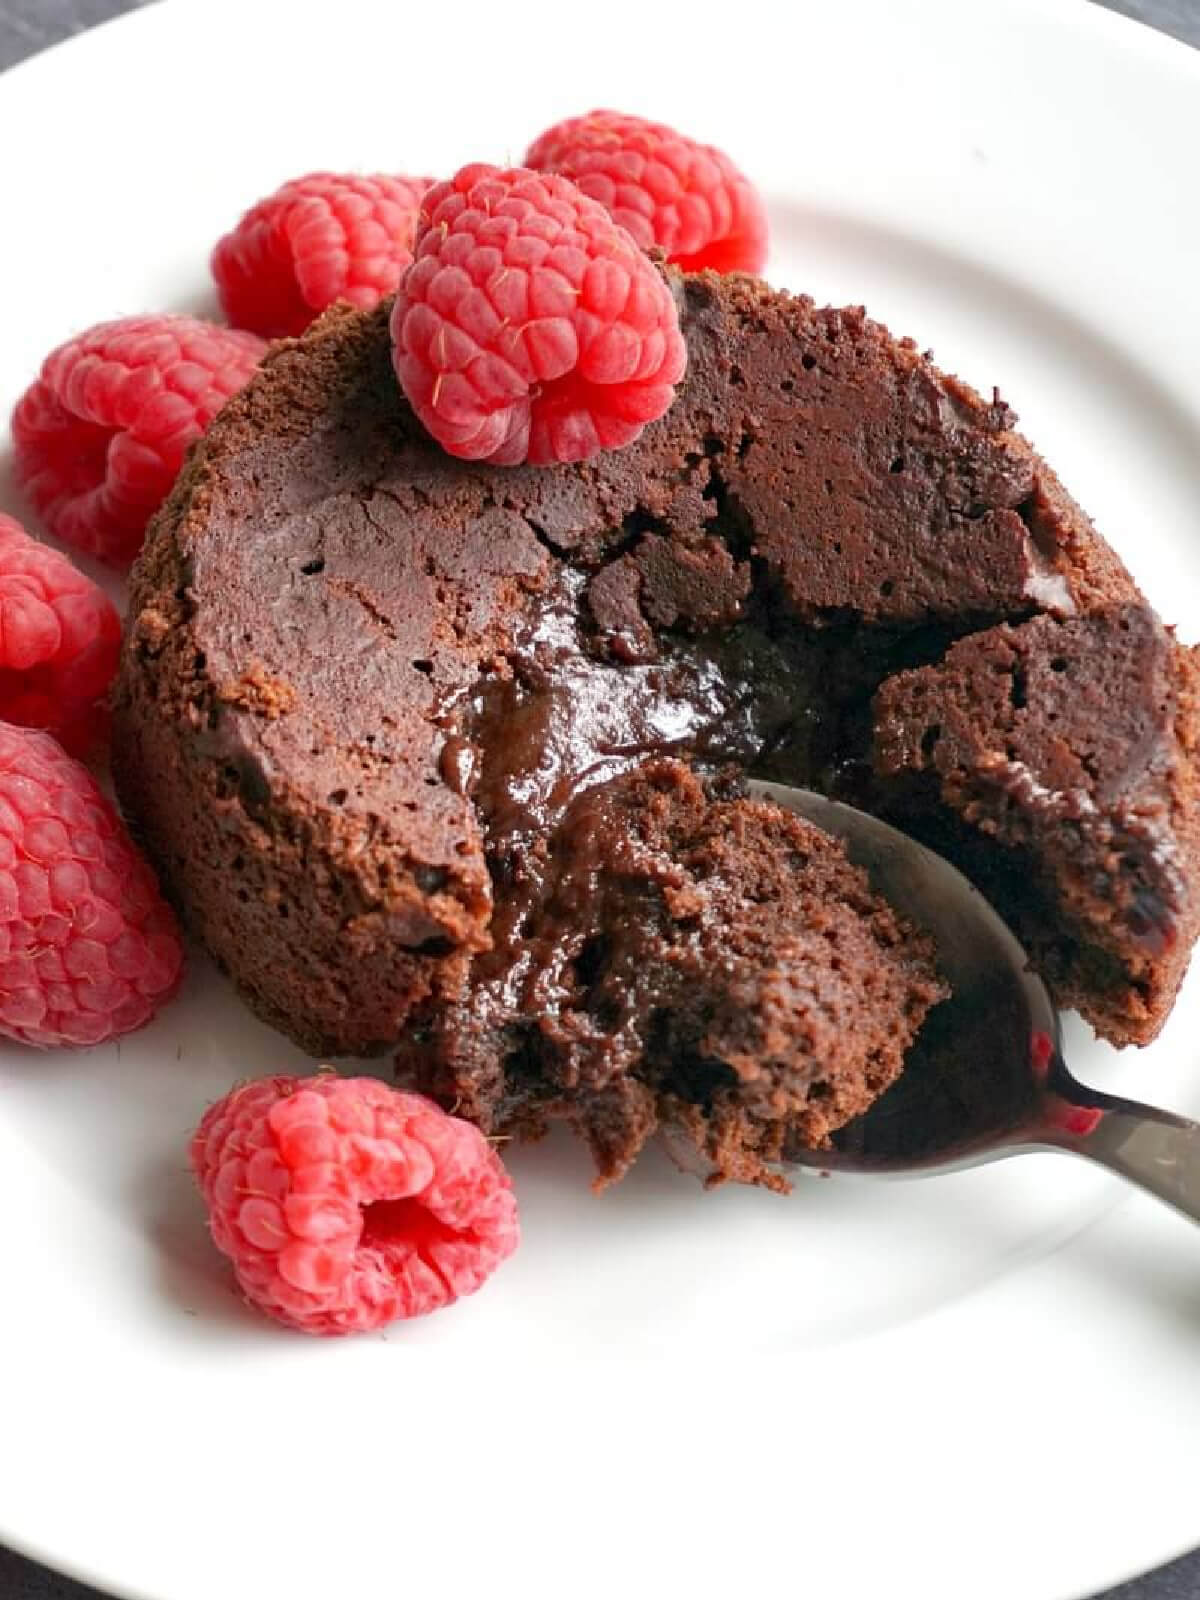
<box><xmin>1</xmin><ymin>2</ymin><xmax>1199</xmax><ymax>1597</ymax></box>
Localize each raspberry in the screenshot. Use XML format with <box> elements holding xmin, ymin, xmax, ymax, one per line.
<box><xmin>191</xmin><ymin>1075</ymin><xmax>519</xmax><ymax>1336</ymax></box>
<box><xmin>212</xmin><ymin>172</ymin><xmax>434</xmax><ymax>338</ymax></box>
<box><xmin>11</xmin><ymin>315</ymin><xmax>266</xmax><ymax>567</ymax></box>
<box><xmin>0</xmin><ymin>513</ymin><xmax>121</xmax><ymax>756</ymax></box>
<box><xmin>390</xmin><ymin>163</ymin><xmax>687</xmax><ymax>467</ymax></box>
<box><xmin>0</xmin><ymin>723</ymin><xmax>183</xmax><ymax>1047</ymax></box>
<box><xmin>526</xmin><ymin>110</ymin><xmax>768</xmax><ymax>275</ymax></box>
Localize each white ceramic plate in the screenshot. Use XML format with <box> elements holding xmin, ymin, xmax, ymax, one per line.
<box><xmin>1</xmin><ymin>2</ymin><xmax>1199</xmax><ymax>1597</ymax></box>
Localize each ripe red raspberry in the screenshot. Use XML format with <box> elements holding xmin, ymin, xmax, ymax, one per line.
<box><xmin>526</xmin><ymin>109</ymin><xmax>768</xmax><ymax>275</ymax></box>
<box><xmin>0</xmin><ymin>723</ymin><xmax>183</xmax><ymax>1047</ymax></box>
<box><xmin>0</xmin><ymin>513</ymin><xmax>121</xmax><ymax>757</ymax></box>
<box><xmin>191</xmin><ymin>1075</ymin><xmax>519</xmax><ymax>1336</ymax></box>
<box><xmin>212</xmin><ymin>171</ymin><xmax>434</xmax><ymax>338</ymax></box>
<box><xmin>11</xmin><ymin>315</ymin><xmax>265</xmax><ymax>567</ymax></box>
<box><xmin>390</xmin><ymin>163</ymin><xmax>687</xmax><ymax>467</ymax></box>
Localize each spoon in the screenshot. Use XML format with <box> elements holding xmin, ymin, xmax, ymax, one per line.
<box><xmin>746</xmin><ymin>779</ymin><xmax>1200</xmax><ymax>1223</ymax></box>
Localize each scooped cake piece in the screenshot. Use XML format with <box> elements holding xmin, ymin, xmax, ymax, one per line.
<box><xmin>396</xmin><ymin>759</ymin><xmax>946</xmax><ymax>1188</ymax></box>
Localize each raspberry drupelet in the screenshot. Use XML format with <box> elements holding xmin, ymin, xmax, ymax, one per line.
<box><xmin>390</xmin><ymin>163</ymin><xmax>687</xmax><ymax>467</ymax></box>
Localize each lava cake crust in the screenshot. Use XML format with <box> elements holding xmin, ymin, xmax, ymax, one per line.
<box><xmin>114</xmin><ymin>273</ymin><xmax>1200</xmax><ymax>1152</ymax></box>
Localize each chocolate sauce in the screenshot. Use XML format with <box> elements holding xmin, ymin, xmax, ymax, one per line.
<box><xmin>468</xmin><ymin>572</ymin><xmax>825</xmax><ymax>834</ymax></box>
<box><xmin>457</xmin><ymin>568</ymin><xmax>834</xmax><ymax>997</ymax></box>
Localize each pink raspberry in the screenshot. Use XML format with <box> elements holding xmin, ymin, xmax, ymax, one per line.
<box><xmin>212</xmin><ymin>171</ymin><xmax>434</xmax><ymax>338</ymax></box>
<box><xmin>0</xmin><ymin>723</ymin><xmax>183</xmax><ymax>1047</ymax></box>
<box><xmin>526</xmin><ymin>109</ymin><xmax>768</xmax><ymax>275</ymax></box>
<box><xmin>0</xmin><ymin>513</ymin><xmax>121</xmax><ymax>757</ymax></box>
<box><xmin>11</xmin><ymin>315</ymin><xmax>265</xmax><ymax>567</ymax></box>
<box><xmin>190</xmin><ymin>1075</ymin><xmax>520</xmax><ymax>1336</ymax></box>
<box><xmin>390</xmin><ymin>163</ymin><xmax>687</xmax><ymax>467</ymax></box>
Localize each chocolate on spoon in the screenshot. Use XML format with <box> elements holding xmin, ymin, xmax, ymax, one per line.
<box><xmin>749</xmin><ymin>780</ymin><xmax>1200</xmax><ymax>1221</ymax></box>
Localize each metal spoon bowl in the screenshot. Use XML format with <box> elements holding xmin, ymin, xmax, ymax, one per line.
<box><xmin>747</xmin><ymin>780</ymin><xmax>1200</xmax><ymax>1223</ymax></box>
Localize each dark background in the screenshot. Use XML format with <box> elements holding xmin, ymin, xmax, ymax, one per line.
<box><xmin>0</xmin><ymin>0</ymin><xmax>1197</xmax><ymax>1596</ymax></box>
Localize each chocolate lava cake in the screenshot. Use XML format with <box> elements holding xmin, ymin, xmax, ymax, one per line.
<box><xmin>112</xmin><ymin>272</ymin><xmax>1200</xmax><ymax>1186</ymax></box>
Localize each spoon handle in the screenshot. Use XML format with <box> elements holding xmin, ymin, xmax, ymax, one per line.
<box><xmin>1046</xmin><ymin>1092</ymin><xmax>1200</xmax><ymax>1225</ymax></box>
